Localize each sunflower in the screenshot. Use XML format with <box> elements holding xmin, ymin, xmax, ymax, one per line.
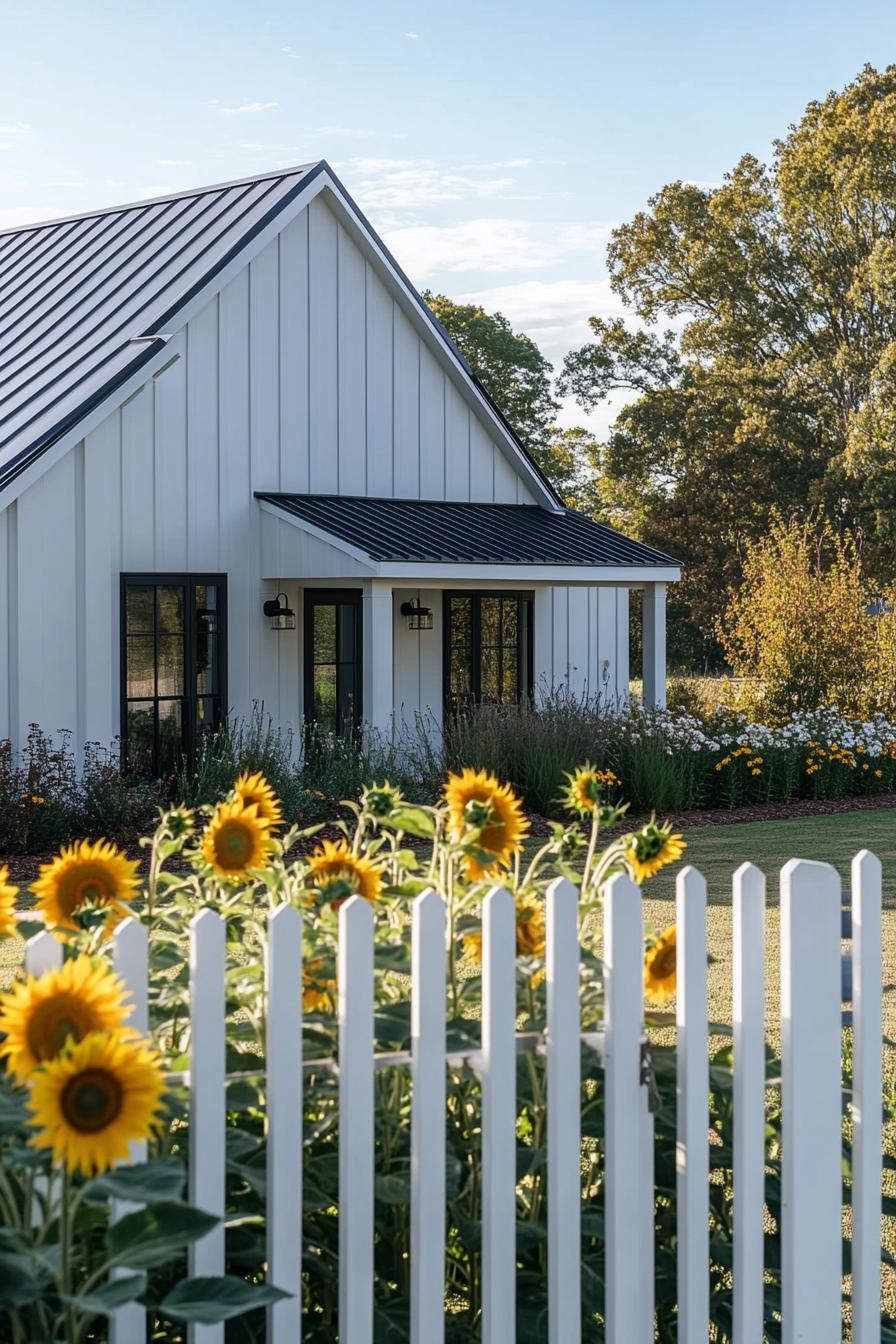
<box><xmin>625</xmin><ymin>821</ymin><xmax>686</xmax><ymax>884</ymax></box>
<box><xmin>303</xmin><ymin>959</ymin><xmax>336</xmax><ymax>1012</ymax></box>
<box><xmin>444</xmin><ymin>768</ymin><xmax>529</xmax><ymax>879</ymax></box>
<box><xmin>202</xmin><ymin>801</ymin><xmax>272</xmax><ymax>880</ymax></box>
<box><xmin>27</xmin><ymin>1030</ymin><xmax>166</xmax><ymax>1176</ymax></box>
<box><xmin>0</xmin><ymin>955</ymin><xmax>131</xmax><ymax>1080</ymax></box>
<box><xmin>30</xmin><ymin>840</ymin><xmax>141</xmax><ymax>931</ymax></box>
<box><xmin>562</xmin><ymin>763</ymin><xmax>621</xmax><ymax>816</ymax></box>
<box><xmin>0</xmin><ymin>865</ymin><xmax>17</xmax><ymax>940</ymax></box>
<box><xmin>463</xmin><ymin>893</ymin><xmax>546</xmax><ymax>963</ymax></box>
<box><xmin>644</xmin><ymin>925</ymin><xmax>677</xmax><ymax>1005</ymax></box>
<box><xmin>304</xmin><ymin>839</ymin><xmax>382</xmax><ymax>906</ymax></box>
<box><xmin>232</xmin><ymin>771</ymin><xmax>284</xmax><ymax>828</ymax></box>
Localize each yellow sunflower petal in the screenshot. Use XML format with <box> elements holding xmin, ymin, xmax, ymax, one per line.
<box><xmin>0</xmin><ymin>865</ymin><xmax>17</xmax><ymax>940</ymax></box>
<box><xmin>626</xmin><ymin>822</ymin><xmax>686</xmax><ymax>884</ymax></box>
<box><xmin>304</xmin><ymin>839</ymin><xmax>382</xmax><ymax>905</ymax></box>
<box><xmin>202</xmin><ymin>800</ymin><xmax>272</xmax><ymax>880</ymax></box>
<box><xmin>443</xmin><ymin>768</ymin><xmax>529</xmax><ymax>880</ymax></box>
<box><xmin>29</xmin><ymin>840</ymin><xmax>141</xmax><ymax>931</ymax></box>
<box><xmin>27</xmin><ymin>1029</ymin><xmax>166</xmax><ymax>1176</ymax></box>
<box><xmin>0</xmin><ymin>954</ymin><xmax>132</xmax><ymax>1081</ymax></box>
<box><xmin>232</xmin><ymin>771</ymin><xmax>284</xmax><ymax>827</ymax></box>
<box><xmin>644</xmin><ymin>925</ymin><xmax>677</xmax><ymax>1005</ymax></box>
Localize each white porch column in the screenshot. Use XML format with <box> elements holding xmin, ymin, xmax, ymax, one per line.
<box><xmin>362</xmin><ymin>580</ymin><xmax>394</xmax><ymax>736</ymax></box>
<box><xmin>532</xmin><ymin>586</ymin><xmax>554</xmax><ymax>703</ymax></box>
<box><xmin>642</xmin><ymin>582</ymin><xmax>667</xmax><ymax>709</ymax></box>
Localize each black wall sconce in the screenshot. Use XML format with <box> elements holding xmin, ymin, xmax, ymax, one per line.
<box><xmin>400</xmin><ymin>600</ymin><xmax>433</xmax><ymax>631</ymax></box>
<box><xmin>263</xmin><ymin>593</ymin><xmax>296</xmax><ymax>631</ymax></box>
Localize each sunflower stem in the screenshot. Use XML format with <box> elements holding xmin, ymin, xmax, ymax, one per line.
<box><xmin>59</xmin><ymin>1166</ymin><xmax>75</xmax><ymax>1343</ymax></box>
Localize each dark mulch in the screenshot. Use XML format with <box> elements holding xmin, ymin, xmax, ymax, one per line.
<box><xmin>6</xmin><ymin>793</ymin><xmax>896</xmax><ymax>886</ymax></box>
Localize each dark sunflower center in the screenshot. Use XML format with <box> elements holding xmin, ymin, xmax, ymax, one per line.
<box><xmin>651</xmin><ymin>946</ymin><xmax>676</xmax><ymax>980</ymax></box>
<box><xmin>62</xmin><ymin>869</ymin><xmax>112</xmax><ymax>915</ymax></box>
<box><xmin>637</xmin><ymin>834</ymin><xmax>666</xmax><ymax>861</ymax></box>
<box><xmin>216</xmin><ymin>822</ymin><xmax>254</xmax><ymax>869</ymax></box>
<box><xmin>61</xmin><ymin>1068</ymin><xmax>123</xmax><ymax>1133</ymax></box>
<box><xmin>27</xmin><ymin>998</ymin><xmax>93</xmax><ymax>1061</ymax></box>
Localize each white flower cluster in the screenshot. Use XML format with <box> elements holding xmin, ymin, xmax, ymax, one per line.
<box><xmin>610</xmin><ymin>702</ymin><xmax>896</xmax><ymax>758</ymax></box>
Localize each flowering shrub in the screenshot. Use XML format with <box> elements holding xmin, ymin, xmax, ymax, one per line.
<box><xmin>0</xmin><ymin>726</ymin><xmax>160</xmax><ymax>854</ymax></box>
<box><xmin>437</xmin><ymin>694</ymin><xmax>896</xmax><ymax>815</ymax></box>
<box><xmin>0</xmin><ymin>765</ymin><xmax>779</xmax><ymax>1342</ymax></box>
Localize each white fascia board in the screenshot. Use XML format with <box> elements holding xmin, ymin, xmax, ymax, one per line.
<box><xmin>0</xmin><ymin>338</ymin><xmax>176</xmax><ymax>511</ymax></box>
<box><xmin>372</xmin><ymin>562</ymin><xmax>681</xmax><ymax>586</ymax></box>
<box><xmin>317</xmin><ymin>173</ymin><xmax>561</xmax><ymax>513</ymax></box>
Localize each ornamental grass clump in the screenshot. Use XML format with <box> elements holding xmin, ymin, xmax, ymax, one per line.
<box><xmin>0</xmin><ymin>766</ymin><xmax>824</xmax><ymax>1341</ymax></box>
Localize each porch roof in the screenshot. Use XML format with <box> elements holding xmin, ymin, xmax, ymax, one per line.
<box><xmin>256</xmin><ymin>493</ymin><xmax>679</xmax><ymax>578</ymax></box>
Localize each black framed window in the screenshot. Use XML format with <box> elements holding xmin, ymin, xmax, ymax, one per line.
<box><xmin>303</xmin><ymin>589</ymin><xmax>362</xmax><ymax>735</ymax></box>
<box><xmin>121</xmin><ymin>575</ymin><xmax>227</xmax><ymax>776</ymax></box>
<box><xmin>444</xmin><ymin>592</ymin><xmax>533</xmax><ymax>714</ymax></box>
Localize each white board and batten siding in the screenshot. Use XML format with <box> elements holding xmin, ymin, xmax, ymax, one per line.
<box><xmin>0</xmin><ymin>191</ymin><xmax>627</xmax><ymax>750</ymax></box>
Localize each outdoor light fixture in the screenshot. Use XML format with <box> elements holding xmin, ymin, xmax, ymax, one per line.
<box><xmin>263</xmin><ymin>593</ymin><xmax>296</xmax><ymax>631</ymax></box>
<box><xmin>400</xmin><ymin>600</ymin><xmax>433</xmax><ymax>631</ymax></box>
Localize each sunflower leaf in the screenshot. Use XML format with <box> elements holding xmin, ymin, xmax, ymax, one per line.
<box><xmin>388</xmin><ymin>807</ymin><xmax>436</xmax><ymax>838</ymax></box>
<box><xmin>83</xmin><ymin>1156</ymin><xmax>186</xmax><ymax>1205</ymax></box>
<box><xmin>160</xmin><ymin>1275</ymin><xmax>290</xmax><ymax>1323</ymax></box>
<box><xmin>105</xmin><ymin>1201</ymin><xmax>219</xmax><ymax>1269</ymax></box>
<box><xmin>59</xmin><ymin>1273</ymin><xmax>147</xmax><ymax>1315</ymax></box>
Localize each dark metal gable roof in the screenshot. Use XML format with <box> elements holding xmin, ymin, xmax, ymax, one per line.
<box><xmin>256</xmin><ymin>493</ymin><xmax>677</xmax><ymax>568</ymax></box>
<box><xmin>0</xmin><ymin>163</ymin><xmax>324</xmax><ymax>492</ymax></box>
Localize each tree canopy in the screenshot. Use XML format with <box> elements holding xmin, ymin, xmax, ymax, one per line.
<box><xmin>559</xmin><ymin>63</ymin><xmax>896</xmax><ymax>666</ymax></box>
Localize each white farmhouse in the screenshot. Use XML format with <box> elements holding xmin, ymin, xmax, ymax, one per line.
<box><xmin>0</xmin><ymin>163</ymin><xmax>678</xmax><ymax>774</ymax></box>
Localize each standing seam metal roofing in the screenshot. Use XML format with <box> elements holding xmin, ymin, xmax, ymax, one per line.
<box><xmin>0</xmin><ymin>161</ymin><xmax>562</xmax><ymax>508</ymax></box>
<box><xmin>256</xmin><ymin>493</ymin><xmax>678</xmax><ymax>568</ymax></box>
<box><xmin>0</xmin><ymin>163</ymin><xmax>324</xmax><ymax>492</ymax></box>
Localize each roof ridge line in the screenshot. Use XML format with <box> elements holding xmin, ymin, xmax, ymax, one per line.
<box><xmin>0</xmin><ymin>161</ymin><xmax>324</xmax><ymax>238</ymax></box>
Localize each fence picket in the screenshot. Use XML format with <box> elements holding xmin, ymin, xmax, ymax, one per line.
<box><xmin>109</xmin><ymin>917</ymin><xmax>149</xmax><ymax>1344</ymax></box>
<box><xmin>780</xmin><ymin>859</ymin><xmax>842</xmax><ymax>1344</ymax></box>
<box><xmin>265</xmin><ymin>903</ymin><xmax>303</xmax><ymax>1343</ymax></box>
<box><xmin>677</xmin><ymin>866</ymin><xmax>709</xmax><ymax>1344</ymax></box>
<box><xmin>411</xmin><ymin>889</ymin><xmax>447</xmax><ymax>1344</ymax></box>
<box><xmin>481</xmin><ymin>886</ymin><xmax>516</xmax><ymax>1344</ymax></box>
<box><xmin>24</xmin><ymin>930</ymin><xmax>62</xmax><ymax>1230</ymax></box>
<box><xmin>732</xmin><ymin>862</ymin><xmax>766</xmax><ymax>1344</ymax></box>
<box><xmin>188</xmin><ymin>909</ymin><xmax>227</xmax><ymax>1344</ymax></box>
<box><xmin>24</xmin><ymin>928</ymin><xmax>62</xmax><ymax>975</ymax></box>
<box><xmin>603</xmin><ymin>871</ymin><xmax>644</xmax><ymax>1343</ymax></box>
<box><xmin>851</xmin><ymin>850</ymin><xmax>883</xmax><ymax>1344</ymax></box>
<box><xmin>546</xmin><ymin>876</ymin><xmax>581</xmax><ymax>1344</ymax></box>
<box><xmin>339</xmin><ymin>895</ymin><xmax>375</xmax><ymax>1344</ymax></box>
<box><xmin>639</xmin><ymin>1095</ymin><xmax>655</xmax><ymax>1343</ymax></box>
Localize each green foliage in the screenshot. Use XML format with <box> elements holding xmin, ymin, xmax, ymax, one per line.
<box><xmin>423</xmin><ymin>291</ymin><xmax>558</xmax><ymax>460</ymax></box>
<box><xmin>559</xmin><ymin>63</ymin><xmax>896</xmax><ymax>666</ymax></box>
<box><xmin>0</xmin><ymin>725</ymin><xmax>160</xmax><ymax>854</ymax></box>
<box><xmin>177</xmin><ymin>706</ymin><xmax>435</xmax><ymax>822</ymax></box>
<box><xmin>718</xmin><ymin>514</ymin><xmax>896</xmax><ymax>721</ymax></box>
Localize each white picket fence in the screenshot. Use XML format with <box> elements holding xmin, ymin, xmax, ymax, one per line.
<box><xmin>24</xmin><ymin>852</ymin><xmax>885</xmax><ymax>1343</ymax></box>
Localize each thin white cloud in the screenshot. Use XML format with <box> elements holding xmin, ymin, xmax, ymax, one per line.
<box><xmin>0</xmin><ymin>122</ymin><xmax>31</xmax><ymax>135</ymax></box>
<box><xmin>307</xmin><ymin>125</ymin><xmax>375</xmax><ymax>139</ymax></box>
<box><xmin>341</xmin><ymin>157</ymin><xmax>518</xmax><ymax>209</ymax></box>
<box><xmin>384</xmin><ymin>219</ymin><xmax>548</xmax><ymax>279</ymax></box>
<box><xmin>217</xmin><ymin>100</ymin><xmax>278</xmax><ymax>116</ymax></box>
<box><xmin>404</xmin><ymin>31</ymin><xmax>420</xmax><ymax>39</ymax></box>
<box><xmin>281</xmin><ymin>44</ymin><xmax>300</xmax><ymax>59</ymax></box>
<box><xmin>381</xmin><ymin>217</ymin><xmax>616</xmax><ymax>280</ymax></box>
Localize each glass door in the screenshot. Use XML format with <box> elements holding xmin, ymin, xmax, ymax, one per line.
<box><xmin>303</xmin><ymin>590</ymin><xmax>362</xmax><ymax>735</ymax></box>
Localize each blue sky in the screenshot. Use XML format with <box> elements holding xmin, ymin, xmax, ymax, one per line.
<box><xmin>3</xmin><ymin>0</ymin><xmax>896</xmax><ymax>431</ymax></box>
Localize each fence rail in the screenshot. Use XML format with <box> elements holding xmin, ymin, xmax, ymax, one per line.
<box><xmin>23</xmin><ymin>853</ymin><xmax>885</xmax><ymax>1342</ymax></box>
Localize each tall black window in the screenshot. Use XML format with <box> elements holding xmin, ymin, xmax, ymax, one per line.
<box><xmin>444</xmin><ymin>592</ymin><xmax>533</xmax><ymax>714</ymax></box>
<box><xmin>121</xmin><ymin>575</ymin><xmax>226</xmax><ymax>776</ymax></box>
<box><xmin>303</xmin><ymin>590</ymin><xmax>362</xmax><ymax>735</ymax></box>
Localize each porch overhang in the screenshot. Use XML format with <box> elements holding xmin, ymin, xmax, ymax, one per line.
<box><xmin>256</xmin><ymin>493</ymin><xmax>681</xmax><ymax>587</ymax></box>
